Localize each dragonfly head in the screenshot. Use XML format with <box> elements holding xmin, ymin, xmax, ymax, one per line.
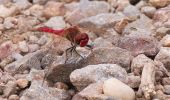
<box><xmin>75</xmin><ymin>33</ymin><xmax>89</xmax><ymax>47</ymax></box>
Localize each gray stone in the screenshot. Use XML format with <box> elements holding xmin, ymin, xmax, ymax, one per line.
<box><xmin>155</xmin><ymin>47</ymin><xmax>170</xmax><ymax>70</ymax></box>
<box><xmin>123</xmin><ymin>14</ymin><xmax>153</xmax><ymax>36</ymax></box>
<box><xmin>20</xmin><ymin>81</ymin><xmax>71</xmax><ymax>100</ymax></box>
<box><xmin>13</xmin><ymin>0</ymin><xmax>32</xmax><ymax>10</ymax></box>
<box><xmin>3</xmin><ymin>81</ymin><xmax>17</xmax><ymax>98</ymax></box>
<box><xmin>78</xmin><ymin>13</ymin><xmax>128</xmax><ymax>36</ymax></box>
<box><xmin>116</xmin><ymin>34</ymin><xmax>160</xmax><ymax>56</ymax></box>
<box><xmin>141</xmin><ymin>6</ymin><xmax>156</xmax><ymax>18</ymax></box>
<box><xmin>131</xmin><ymin>54</ymin><xmax>153</xmax><ymax>75</ymax></box>
<box><xmin>5</xmin><ymin>49</ymin><xmax>48</xmax><ymax>74</ymax></box>
<box><xmin>70</xmin><ymin>64</ymin><xmax>127</xmax><ymax>90</ymax></box>
<box><xmin>164</xmin><ymin>85</ymin><xmax>170</xmax><ymax>95</ymax></box>
<box><xmin>66</xmin><ymin>0</ymin><xmax>110</xmax><ymax>25</ymax></box>
<box><xmin>44</xmin><ymin>16</ymin><xmax>66</xmax><ymax>30</ymax></box>
<box><xmin>123</xmin><ymin>5</ymin><xmax>141</xmax><ymax>20</ymax></box>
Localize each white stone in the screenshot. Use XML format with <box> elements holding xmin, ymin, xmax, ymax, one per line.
<box><xmin>0</xmin><ymin>5</ymin><xmax>19</xmax><ymax>18</ymax></box>
<box><xmin>44</xmin><ymin>16</ymin><xmax>66</xmax><ymax>30</ymax></box>
<box><xmin>18</xmin><ymin>41</ymin><xmax>29</xmax><ymax>53</ymax></box>
<box><xmin>161</xmin><ymin>35</ymin><xmax>170</xmax><ymax>47</ymax></box>
<box><xmin>103</xmin><ymin>78</ymin><xmax>135</xmax><ymax>100</ymax></box>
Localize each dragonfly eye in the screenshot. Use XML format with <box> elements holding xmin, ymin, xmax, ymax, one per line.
<box><xmin>75</xmin><ymin>33</ymin><xmax>89</xmax><ymax>47</ymax></box>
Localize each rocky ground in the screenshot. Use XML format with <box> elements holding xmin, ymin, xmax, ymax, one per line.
<box><xmin>0</xmin><ymin>0</ymin><xmax>170</xmax><ymax>100</ymax></box>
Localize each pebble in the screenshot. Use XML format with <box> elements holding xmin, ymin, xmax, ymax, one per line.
<box><xmin>37</xmin><ymin>35</ymin><xmax>48</xmax><ymax>45</ymax></box>
<box><xmin>161</xmin><ymin>35</ymin><xmax>170</xmax><ymax>47</ymax></box>
<box><xmin>0</xmin><ymin>5</ymin><xmax>19</xmax><ymax>18</ymax></box>
<box><xmin>18</xmin><ymin>41</ymin><xmax>29</xmax><ymax>53</ymax></box>
<box><xmin>44</xmin><ymin>16</ymin><xmax>66</xmax><ymax>30</ymax></box>
<box><xmin>141</xmin><ymin>6</ymin><xmax>156</xmax><ymax>18</ymax></box>
<box><xmin>29</xmin><ymin>35</ymin><xmax>38</xmax><ymax>44</ymax></box>
<box><xmin>164</xmin><ymin>85</ymin><xmax>170</xmax><ymax>95</ymax></box>
<box><xmin>149</xmin><ymin>0</ymin><xmax>169</xmax><ymax>8</ymax></box>
<box><xmin>8</xmin><ymin>94</ymin><xmax>20</xmax><ymax>100</ymax></box>
<box><xmin>155</xmin><ymin>47</ymin><xmax>170</xmax><ymax>70</ymax></box>
<box><xmin>3</xmin><ymin>81</ymin><xmax>17</xmax><ymax>97</ymax></box>
<box><xmin>103</xmin><ymin>78</ymin><xmax>135</xmax><ymax>100</ymax></box>
<box><xmin>16</xmin><ymin>79</ymin><xmax>29</xmax><ymax>89</ymax></box>
<box><xmin>3</xmin><ymin>17</ymin><xmax>17</xmax><ymax>29</ymax></box>
<box><xmin>43</xmin><ymin>1</ymin><xmax>66</xmax><ymax>18</ymax></box>
<box><xmin>28</xmin><ymin>44</ymin><xmax>40</xmax><ymax>53</ymax></box>
<box><xmin>123</xmin><ymin>5</ymin><xmax>140</xmax><ymax>20</ymax></box>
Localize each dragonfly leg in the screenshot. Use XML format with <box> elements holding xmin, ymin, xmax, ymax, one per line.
<box><xmin>65</xmin><ymin>46</ymin><xmax>74</xmax><ymax>64</ymax></box>
<box><xmin>73</xmin><ymin>46</ymin><xmax>84</xmax><ymax>60</ymax></box>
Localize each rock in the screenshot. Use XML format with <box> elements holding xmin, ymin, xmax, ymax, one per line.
<box><xmin>126</xmin><ymin>74</ymin><xmax>141</xmax><ymax>88</ymax></box>
<box><xmin>28</xmin><ymin>44</ymin><xmax>40</xmax><ymax>53</ymax></box>
<box><xmin>0</xmin><ymin>57</ymin><xmax>14</xmax><ymax>70</ymax></box>
<box><xmin>16</xmin><ymin>79</ymin><xmax>29</xmax><ymax>89</ymax></box>
<box><xmin>116</xmin><ymin>35</ymin><xmax>160</xmax><ymax>56</ymax></box>
<box><xmin>3</xmin><ymin>17</ymin><xmax>17</xmax><ymax>29</ymax></box>
<box><xmin>72</xmin><ymin>82</ymin><xmax>115</xmax><ymax>100</ymax></box>
<box><xmin>43</xmin><ymin>1</ymin><xmax>66</xmax><ymax>18</ymax></box>
<box><xmin>153</xmin><ymin>5</ymin><xmax>170</xmax><ymax>28</ymax></box>
<box><xmin>13</xmin><ymin>0</ymin><xmax>31</xmax><ymax>10</ymax></box>
<box><xmin>0</xmin><ymin>72</ymin><xmax>15</xmax><ymax>83</ymax></box>
<box><xmin>149</xmin><ymin>0</ymin><xmax>170</xmax><ymax>8</ymax></box>
<box><xmin>0</xmin><ymin>5</ymin><xmax>19</xmax><ymax>18</ymax></box>
<box><xmin>123</xmin><ymin>5</ymin><xmax>141</xmax><ymax>20</ymax></box>
<box><xmin>24</xmin><ymin>4</ymin><xmax>43</xmax><ymax>17</ymax></box>
<box><xmin>78</xmin><ymin>13</ymin><xmax>128</xmax><ymax>36</ymax></box>
<box><xmin>20</xmin><ymin>81</ymin><xmax>71</xmax><ymax>100</ymax></box>
<box><xmin>11</xmin><ymin>53</ymin><xmax>23</xmax><ymax>61</ymax></box>
<box><xmin>123</xmin><ymin>14</ymin><xmax>153</xmax><ymax>36</ymax></box>
<box><xmin>8</xmin><ymin>94</ymin><xmax>19</xmax><ymax>100</ymax></box>
<box><xmin>93</xmin><ymin>37</ymin><xmax>114</xmax><ymax>48</ymax></box>
<box><xmin>154</xmin><ymin>27</ymin><xmax>170</xmax><ymax>40</ymax></box>
<box><xmin>161</xmin><ymin>35</ymin><xmax>170</xmax><ymax>47</ymax></box>
<box><xmin>0</xmin><ymin>0</ymin><xmax>11</xmax><ymax>4</ymax></box>
<box><xmin>136</xmin><ymin>0</ymin><xmax>148</xmax><ymax>9</ymax></box>
<box><xmin>70</xmin><ymin>64</ymin><xmax>127</xmax><ymax>91</ymax></box>
<box><xmin>26</xmin><ymin>69</ymin><xmax>45</xmax><ymax>82</ymax></box>
<box><xmin>115</xmin><ymin>0</ymin><xmax>130</xmax><ymax>11</ymax></box>
<box><xmin>131</xmin><ymin>54</ymin><xmax>153</xmax><ymax>75</ymax></box>
<box><xmin>0</xmin><ymin>41</ymin><xmax>14</xmax><ymax>60</ymax></box>
<box><xmin>163</xmin><ymin>77</ymin><xmax>170</xmax><ymax>85</ymax></box>
<box><xmin>17</xmin><ymin>16</ymin><xmax>40</xmax><ymax>34</ymax></box>
<box><xmin>37</xmin><ymin>35</ymin><xmax>49</xmax><ymax>45</ymax></box>
<box><xmin>84</xmin><ymin>47</ymin><xmax>133</xmax><ymax>69</ymax></box>
<box><xmin>65</xmin><ymin>0</ymin><xmax>110</xmax><ymax>25</ymax></box>
<box><xmin>44</xmin><ymin>16</ymin><xmax>66</xmax><ymax>30</ymax></box>
<box><xmin>141</xmin><ymin>6</ymin><xmax>156</xmax><ymax>18</ymax></box>
<box><xmin>103</xmin><ymin>78</ymin><xmax>135</xmax><ymax>100</ymax></box>
<box><xmin>65</xmin><ymin>2</ymin><xmax>79</xmax><ymax>12</ymax></box>
<box><xmin>164</xmin><ymin>85</ymin><xmax>170</xmax><ymax>94</ymax></box>
<box><xmin>5</xmin><ymin>49</ymin><xmax>47</xmax><ymax>74</ymax></box>
<box><xmin>54</xmin><ymin>82</ymin><xmax>68</xmax><ymax>90</ymax></box>
<box><xmin>155</xmin><ymin>47</ymin><xmax>170</xmax><ymax>70</ymax></box>
<box><xmin>12</xmin><ymin>34</ymin><xmax>25</xmax><ymax>44</ymax></box>
<box><xmin>3</xmin><ymin>81</ymin><xmax>17</xmax><ymax>98</ymax></box>
<box><xmin>18</xmin><ymin>41</ymin><xmax>29</xmax><ymax>53</ymax></box>
<box><xmin>29</xmin><ymin>35</ymin><xmax>38</xmax><ymax>44</ymax></box>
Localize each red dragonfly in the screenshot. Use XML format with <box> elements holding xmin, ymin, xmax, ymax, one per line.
<box><xmin>35</xmin><ymin>26</ymin><xmax>92</xmax><ymax>63</ymax></box>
